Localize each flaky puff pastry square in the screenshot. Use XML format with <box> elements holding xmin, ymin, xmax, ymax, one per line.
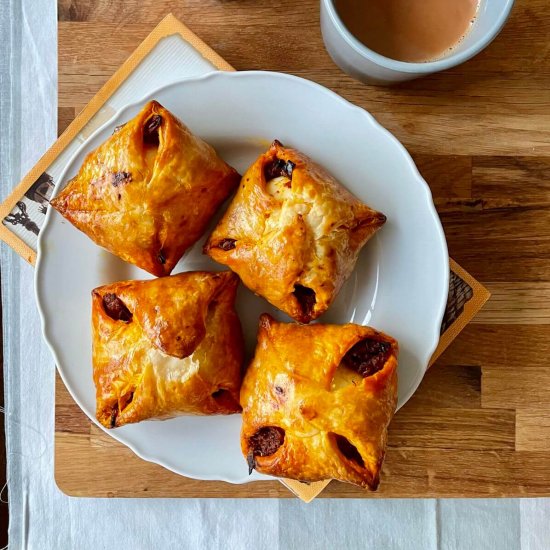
<box><xmin>51</xmin><ymin>101</ymin><xmax>240</xmax><ymax>277</ymax></box>
<box><xmin>92</xmin><ymin>271</ymin><xmax>244</xmax><ymax>428</ymax></box>
<box><xmin>204</xmin><ymin>140</ymin><xmax>386</xmax><ymax>323</ymax></box>
<box><xmin>240</xmin><ymin>314</ymin><xmax>398</xmax><ymax>490</ymax></box>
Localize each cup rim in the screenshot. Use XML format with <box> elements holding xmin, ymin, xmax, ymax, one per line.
<box><xmin>323</xmin><ymin>0</ymin><xmax>515</xmax><ymax>74</ymax></box>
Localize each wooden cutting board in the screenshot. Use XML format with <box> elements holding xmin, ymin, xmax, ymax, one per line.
<box><xmin>55</xmin><ymin>0</ymin><xmax>550</xmax><ymax>498</ymax></box>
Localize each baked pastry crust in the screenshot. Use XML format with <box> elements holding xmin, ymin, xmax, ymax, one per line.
<box><xmin>240</xmin><ymin>314</ymin><xmax>398</xmax><ymax>489</ymax></box>
<box><xmin>205</xmin><ymin>140</ymin><xmax>385</xmax><ymax>322</ymax></box>
<box><xmin>51</xmin><ymin>101</ymin><xmax>240</xmax><ymax>277</ymax></box>
<box><xmin>92</xmin><ymin>271</ymin><xmax>244</xmax><ymax>428</ymax></box>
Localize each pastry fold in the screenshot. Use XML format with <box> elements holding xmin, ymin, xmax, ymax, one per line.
<box><xmin>92</xmin><ymin>271</ymin><xmax>244</xmax><ymax>428</ymax></box>
<box><xmin>240</xmin><ymin>314</ymin><xmax>398</xmax><ymax>489</ymax></box>
<box><xmin>205</xmin><ymin>140</ymin><xmax>385</xmax><ymax>322</ymax></box>
<box><xmin>52</xmin><ymin>101</ymin><xmax>240</xmax><ymax>276</ymax></box>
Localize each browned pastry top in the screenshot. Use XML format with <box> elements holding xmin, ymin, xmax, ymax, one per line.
<box><xmin>92</xmin><ymin>271</ymin><xmax>244</xmax><ymax>428</ymax></box>
<box><xmin>240</xmin><ymin>314</ymin><xmax>398</xmax><ymax>489</ymax></box>
<box><xmin>52</xmin><ymin>100</ymin><xmax>240</xmax><ymax>276</ymax></box>
<box><xmin>205</xmin><ymin>140</ymin><xmax>385</xmax><ymax>322</ymax></box>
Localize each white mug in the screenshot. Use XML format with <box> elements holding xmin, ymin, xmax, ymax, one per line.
<box><xmin>320</xmin><ymin>0</ymin><xmax>515</xmax><ymax>84</ymax></box>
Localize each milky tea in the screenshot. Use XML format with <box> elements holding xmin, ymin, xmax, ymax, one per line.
<box><xmin>334</xmin><ymin>0</ymin><xmax>480</xmax><ymax>63</ymax></box>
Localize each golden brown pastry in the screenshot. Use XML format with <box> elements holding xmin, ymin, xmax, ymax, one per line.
<box><xmin>240</xmin><ymin>314</ymin><xmax>398</xmax><ymax>490</ymax></box>
<box><xmin>92</xmin><ymin>271</ymin><xmax>244</xmax><ymax>428</ymax></box>
<box><xmin>204</xmin><ymin>140</ymin><xmax>386</xmax><ymax>323</ymax></box>
<box><xmin>51</xmin><ymin>101</ymin><xmax>240</xmax><ymax>277</ymax></box>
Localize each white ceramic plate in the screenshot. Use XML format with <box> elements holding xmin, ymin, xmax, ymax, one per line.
<box><xmin>36</xmin><ymin>71</ymin><xmax>448</xmax><ymax>483</ymax></box>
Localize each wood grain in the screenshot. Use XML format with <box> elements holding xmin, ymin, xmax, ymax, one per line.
<box><xmin>473</xmin><ymin>283</ymin><xmax>550</xmax><ymax>324</ymax></box>
<box><xmin>55</xmin><ymin>0</ymin><xmax>550</xmax><ymax>498</ymax></box>
<box><xmin>516</xmin><ymin>411</ymin><xmax>550</xmax><ymax>451</ymax></box>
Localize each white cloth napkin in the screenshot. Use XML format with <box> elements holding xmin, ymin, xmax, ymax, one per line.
<box><xmin>1</xmin><ymin>0</ymin><xmax>549</xmax><ymax>548</ymax></box>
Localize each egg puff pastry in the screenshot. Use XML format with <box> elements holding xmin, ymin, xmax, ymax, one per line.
<box><xmin>51</xmin><ymin>101</ymin><xmax>240</xmax><ymax>277</ymax></box>
<box><xmin>240</xmin><ymin>314</ymin><xmax>398</xmax><ymax>490</ymax></box>
<box><xmin>204</xmin><ymin>140</ymin><xmax>386</xmax><ymax>323</ymax></box>
<box><xmin>92</xmin><ymin>271</ymin><xmax>244</xmax><ymax>428</ymax></box>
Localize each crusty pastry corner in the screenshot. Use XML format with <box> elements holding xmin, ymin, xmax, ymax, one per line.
<box><xmin>92</xmin><ymin>271</ymin><xmax>244</xmax><ymax>428</ymax></box>
<box><xmin>240</xmin><ymin>314</ymin><xmax>398</xmax><ymax>489</ymax></box>
<box><xmin>205</xmin><ymin>140</ymin><xmax>385</xmax><ymax>323</ymax></box>
<box><xmin>52</xmin><ymin>100</ymin><xmax>240</xmax><ymax>276</ymax></box>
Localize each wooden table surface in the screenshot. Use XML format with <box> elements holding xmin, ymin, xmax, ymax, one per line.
<box><xmin>55</xmin><ymin>0</ymin><xmax>550</xmax><ymax>498</ymax></box>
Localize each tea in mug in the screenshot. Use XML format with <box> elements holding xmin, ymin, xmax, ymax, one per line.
<box><xmin>334</xmin><ymin>0</ymin><xmax>480</xmax><ymax>63</ymax></box>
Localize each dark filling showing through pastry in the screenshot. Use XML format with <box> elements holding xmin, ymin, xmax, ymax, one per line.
<box><xmin>247</xmin><ymin>426</ymin><xmax>285</xmax><ymax>474</ymax></box>
<box><xmin>110</xmin><ymin>403</ymin><xmax>118</xmax><ymax>428</ymax></box>
<box><xmin>143</xmin><ymin>114</ymin><xmax>162</xmax><ymax>146</ymax></box>
<box><xmin>109</xmin><ymin>390</ymin><xmax>135</xmax><ymax>428</ymax></box>
<box><xmin>102</xmin><ymin>293</ymin><xmax>133</xmax><ymax>323</ymax></box>
<box><xmin>333</xmin><ymin>434</ymin><xmax>365</xmax><ymax>468</ymax></box>
<box><xmin>111</xmin><ymin>171</ymin><xmax>132</xmax><ymax>187</ymax></box>
<box><xmin>157</xmin><ymin>249</ymin><xmax>167</xmax><ymax>265</ymax></box>
<box><xmin>119</xmin><ymin>391</ymin><xmax>134</xmax><ymax>411</ymax></box>
<box><xmin>364</xmin><ymin>212</ymin><xmax>387</xmax><ymax>226</ymax></box>
<box><xmin>342</xmin><ymin>338</ymin><xmax>391</xmax><ymax>378</ymax></box>
<box><xmin>216</xmin><ymin>238</ymin><xmax>237</xmax><ymax>251</ymax></box>
<box><xmin>264</xmin><ymin>158</ymin><xmax>296</xmax><ymax>181</ymax></box>
<box><xmin>211</xmin><ymin>389</ymin><xmax>241</xmax><ymax>410</ymax></box>
<box><xmin>292</xmin><ymin>285</ymin><xmax>316</xmax><ymax>320</ymax></box>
